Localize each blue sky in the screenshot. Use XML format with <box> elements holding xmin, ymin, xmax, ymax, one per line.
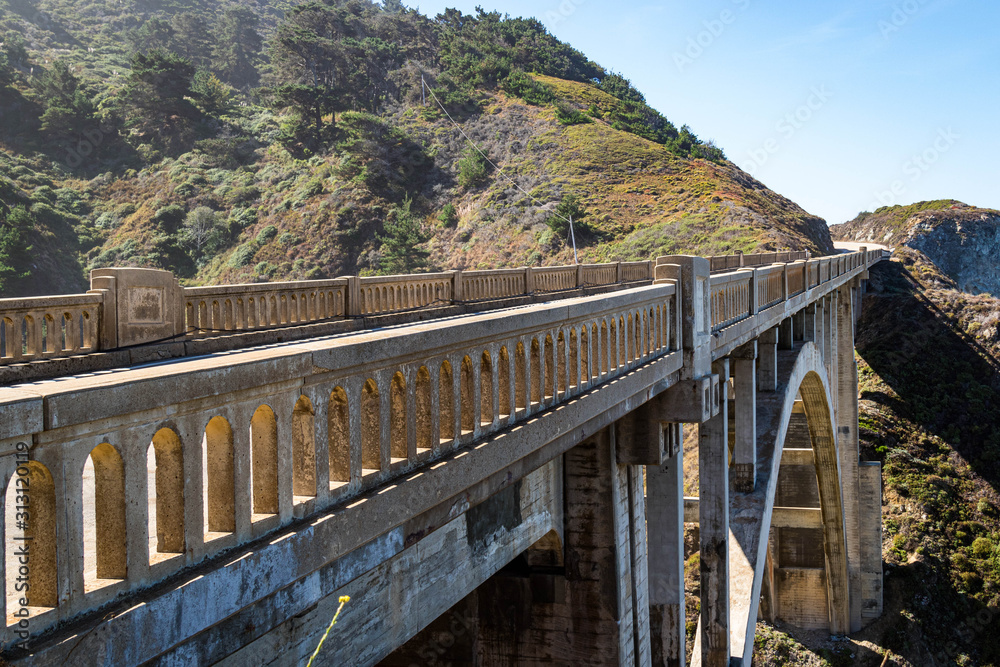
<box><xmin>411</xmin><ymin>0</ymin><xmax>999</xmax><ymax>224</ymax></box>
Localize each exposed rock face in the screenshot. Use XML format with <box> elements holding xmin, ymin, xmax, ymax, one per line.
<box><xmin>831</xmin><ymin>201</ymin><xmax>1000</xmax><ymax>296</ymax></box>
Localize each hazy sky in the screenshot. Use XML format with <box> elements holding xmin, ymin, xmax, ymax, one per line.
<box><xmin>412</xmin><ymin>0</ymin><xmax>999</xmax><ymax>224</ymax></box>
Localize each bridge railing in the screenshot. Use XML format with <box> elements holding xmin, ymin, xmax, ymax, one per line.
<box><xmin>184</xmin><ymin>279</ymin><xmax>348</xmax><ymax>337</ymax></box>
<box><xmin>709</xmin><ymin>250</ymin><xmax>809</xmax><ymax>273</ymax></box>
<box><xmin>0</xmin><ymin>293</ymin><xmax>103</xmax><ymax>362</ymax></box>
<box><xmin>0</xmin><ymin>278</ymin><xmax>680</xmax><ymax>643</ymax></box>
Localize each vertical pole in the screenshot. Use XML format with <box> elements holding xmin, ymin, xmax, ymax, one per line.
<box><xmin>569</xmin><ymin>215</ymin><xmax>579</xmax><ymax>265</ymax></box>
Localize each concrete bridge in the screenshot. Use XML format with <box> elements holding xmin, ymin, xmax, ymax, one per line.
<box><xmin>0</xmin><ymin>247</ymin><xmax>887</xmax><ymax>666</ymax></box>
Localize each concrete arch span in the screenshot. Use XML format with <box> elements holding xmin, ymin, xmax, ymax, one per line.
<box><xmin>719</xmin><ymin>340</ymin><xmax>850</xmax><ymax>665</ymax></box>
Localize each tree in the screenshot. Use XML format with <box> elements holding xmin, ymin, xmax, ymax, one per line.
<box><xmin>171</xmin><ymin>12</ymin><xmax>213</xmax><ymax>67</ymax></box>
<box><xmin>377</xmin><ymin>196</ymin><xmax>429</xmax><ymax>274</ymax></box>
<box><xmin>456</xmin><ymin>146</ymin><xmax>488</xmax><ymax>189</ymax></box>
<box><xmin>181</xmin><ymin>206</ymin><xmax>224</xmax><ymax>260</ymax></box>
<box><xmin>191</xmin><ymin>70</ymin><xmax>233</xmax><ymax>115</ymax></box>
<box><xmin>34</xmin><ymin>60</ymin><xmax>96</xmax><ymax>140</ymax></box>
<box><xmin>127</xmin><ymin>17</ymin><xmax>175</xmax><ymax>54</ymax></box>
<box><xmin>213</xmin><ymin>6</ymin><xmax>263</xmax><ymax>89</ymax></box>
<box><xmin>2</xmin><ymin>31</ymin><xmax>29</xmax><ymax>67</ymax></box>
<box><xmin>0</xmin><ymin>205</ymin><xmax>33</xmax><ymax>295</ymax></box>
<box><xmin>113</xmin><ymin>50</ymin><xmax>200</xmax><ymax>154</ymax></box>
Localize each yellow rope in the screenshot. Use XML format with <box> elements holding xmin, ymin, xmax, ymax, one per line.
<box><xmin>305</xmin><ymin>595</ymin><xmax>350</xmax><ymax>667</ymax></box>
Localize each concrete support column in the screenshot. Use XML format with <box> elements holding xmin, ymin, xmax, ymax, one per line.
<box><xmin>647</xmin><ymin>424</ymin><xmax>686</xmax><ymax>667</ymax></box>
<box><xmin>778</xmin><ymin>317</ymin><xmax>794</xmax><ymax>350</ymax></box>
<box><xmin>792</xmin><ymin>310</ymin><xmax>805</xmax><ymax>343</ymax></box>
<box><xmin>757</xmin><ymin>328</ymin><xmax>777</xmax><ymax>392</ymax></box>
<box><xmin>699</xmin><ymin>357</ymin><xmax>730</xmax><ymax>666</ymax></box>
<box><xmin>837</xmin><ymin>285</ymin><xmax>863</xmax><ymax>632</ymax></box>
<box><xmin>803</xmin><ymin>304</ymin><xmax>817</xmax><ymax>343</ymax></box>
<box><xmin>732</xmin><ymin>342</ymin><xmax>757</xmax><ymax>493</ymax></box>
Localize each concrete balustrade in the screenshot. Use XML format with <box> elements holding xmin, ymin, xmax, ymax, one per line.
<box><xmin>0</xmin><ymin>280</ymin><xmax>679</xmax><ymax>644</ymax></box>
<box><xmin>0</xmin><ymin>294</ymin><xmax>102</xmax><ymax>362</ymax></box>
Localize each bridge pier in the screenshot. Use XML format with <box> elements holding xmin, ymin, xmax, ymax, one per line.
<box><xmin>732</xmin><ymin>342</ymin><xmax>757</xmax><ymax>493</ymax></box>
<box><xmin>647</xmin><ymin>424</ymin><xmax>686</xmax><ymax>667</ymax></box>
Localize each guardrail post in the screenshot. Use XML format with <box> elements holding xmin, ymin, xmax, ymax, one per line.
<box><xmin>859</xmin><ymin>246</ymin><xmax>868</xmax><ymax>268</ymax></box>
<box><xmin>88</xmin><ymin>274</ymin><xmax>118</xmax><ymax>349</ymax></box>
<box><xmin>89</xmin><ymin>268</ymin><xmax>183</xmax><ymax>347</ymax></box>
<box><xmin>451</xmin><ymin>269</ymin><xmax>463</xmax><ymax>302</ymax></box>
<box><xmin>616</xmin><ymin>261</ymin><xmax>623</xmax><ymax>283</ymax></box>
<box><xmin>750</xmin><ymin>268</ymin><xmax>760</xmax><ymax>316</ymax></box>
<box><xmin>342</xmin><ymin>276</ymin><xmax>361</xmax><ymax>317</ymax></box>
<box><xmin>524</xmin><ymin>266</ymin><xmax>535</xmax><ymax>295</ymax></box>
<box><xmin>576</xmin><ymin>263</ymin><xmax>585</xmax><ymax>288</ymax></box>
<box><xmin>737</xmin><ymin>250</ymin><xmax>744</xmax><ymax>268</ymax></box>
<box><xmin>781</xmin><ymin>263</ymin><xmax>789</xmax><ymax>302</ymax></box>
<box><xmin>656</xmin><ymin>255</ymin><xmax>710</xmax><ymax>379</ymax></box>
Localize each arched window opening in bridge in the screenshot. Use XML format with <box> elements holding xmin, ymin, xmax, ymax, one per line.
<box><xmin>582</xmin><ymin>326</ymin><xmax>591</xmax><ymax>382</ymax></box>
<box><xmin>530</xmin><ymin>338</ymin><xmax>542</xmax><ymax>406</ymax></box>
<box><xmin>619</xmin><ymin>316</ymin><xmax>627</xmax><ymax>364</ymax></box>
<box><xmin>149</xmin><ymin>428</ymin><xmax>185</xmax><ymax>561</ymax></box>
<box><xmin>544</xmin><ymin>334</ymin><xmax>555</xmax><ymax>399</ymax></box>
<box><xmin>292</xmin><ymin>396</ymin><xmax>317</xmax><ymax>502</ymax></box>
<box><xmin>480</xmin><ymin>351</ymin><xmax>494</xmax><ymax>427</ymax></box>
<box><xmin>250</xmin><ymin>406</ymin><xmax>279</xmax><ymax>518</ymax></box>
<box><xmin>569</xmin><ymin>329</ymin><xmax>579</xmax><ymax>389</ymax></box>
<box><xmin>498</xmin><ymin>347</ymin><xmax>511</xmax><ymax>419</ymax></box>
<box><xmin>439</xmin><ymin>361</ymin><xmax>455</xmax><ymax>445</ymax></box>
<box><xmin>415</xmin><ymin>366</ymin><xmax>433</xmax><ymax>454</ymax></box>
<box><xmin>608</xmin><ymin>318</ymin><xmax>617</xmax><ymax>370</ymax></box>
<box><xmin>460</xmin><ymin>355</ymin><xmax>475</xmax><ymax>434</ymax></box>
<box><xmin>514</xmin><ymin>342</ymin><xmax>527</xmax><ymax>412</ymax></box>
<box><xmin>328</xmin><ymin>387</ymin><xmax>350</xmax><ymax>487</ymax></box>
<box><xmin>5</xmin><ymin>460</ymin><xmax>58</xmax><ymax>616</ymax></box>
<box><xmin>390</xmin><ymin>372</ymin><xmax>408</xmax><ymax>462</ymax></box>
<box><xmin>600</xmin><ymin>320</ymin><xmax>609</xmax><ymax>374</ymax></box>
<box><xmin>361</xmin><ymin>379</ymin><xmax>381</xmax><ymax>474</ymax></box>
<box><xmin>83</xmin><ymin>443</ymin><xmax>127</xmax><ymax>589</ymax></box>
<box><xmin>556</xmin><ymin>331</ymin><xmax>567</xmax><ymax>394</ymax></box>
<box><xmin>627</xmin><ymin>313</ymin><xmax>635</xmax><ymax>362</ymax></box>
<box><xmin>649</xmin><ymin>307</ymin><xmax>657</xmax><ymax>353</ymax></box>
<box><xmin>203</xmin><ymin>417</ymin><xmax>235</xmax><ymax>536</ymax></box>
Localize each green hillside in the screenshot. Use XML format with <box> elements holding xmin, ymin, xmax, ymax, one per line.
<box><xmin>0</xmin><ymin>0</ymin><xmax>833</xmax><ymax>297</ymax></box>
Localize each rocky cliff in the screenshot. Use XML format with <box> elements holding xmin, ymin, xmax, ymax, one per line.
<box><xmin>831</xmin><ymin>200</ymin><xmax>1000</xmax><ymax>297</ymax></box>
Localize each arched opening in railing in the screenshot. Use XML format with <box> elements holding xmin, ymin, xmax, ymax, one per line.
<box><xmin>203</xmin><ymin>417</ymin><xmax>235</xmax><ymax>535</ymax></box>
<box><xmin>460</xmin><ymin>355</ymin><xmax>475</xmax><ymax>434</ymax></box>
<box><xmin>556</xmin><ymin>331</ymin><xmax>567</xmax><ymax>394</ymax></box>
<box><xmin>415</xmin><ymin>366</ymin><xmax>433</xmax><ymax>454</ymax></box>
<box><xmin>544</xmin><ymin>334</ymin><xmax>555</xmax><ymax>399</ymax></box>
<box><xmin>149</xmin><ymin>428</ymin><xmax>185</xmax><ymax>560</ymax></box>
<box><xmin>498</xmin><ymin>347</ymin><xmax>511</xmax><ymax>419</ymax></box>
<box><xmin>390</xmin><ymin>372</ymin><xmax>407</xmax><ymax>462</ymax></box>
<box><xmin>250</xmin><ymin>406</ymin><xmax>278</xmax><ymax>517</ymax></box>
<box><xmin>328</xmin><ymin>387</ymin><xmax>350</xmax><ymax>487</ymax></box>
<box><xmin>292</xmin><ymin>396</ymin><xmax>317</xmax><ymax>501</ymax></box>
<box><xmin>361</xmin><ymin>379</ymin><xmax>381</xmax><ymax>473</ymax></box>
<box><xmin>619</xmin><ymin>316</ymin><xmax>627</xmax><ymax>364</ymax></box>
<box><xmin>571</xmin><ymin>328</ymin><xmax>581</xmax><ymax>388</ymax></box>
<box><xmin>439</xmin><ymin>361</ymin><xmax>454</xmax><ymax>445</ymax></box>
<box><xmin>5</xmin><ymin>460</ymin><xmax>58</xmax><ymax>613</ymax></box>
<box><xmin>514</xmin><ymin>342</ymin><xmax>527</xmax><ymax>411</ymax></box>
<box><xmin>608</xmin><ymin>318</ymin><xmax>618</xmax><ymax>370</ymax></box>
<box><xmin>84</xmin><ymin>443</ymin><xmax>127</xmax><ymax>586</ymax></box>
<box><xmin>530</xmin><ymin>338</ymin><xmax>542</xmax><ymax>406</ymax></box>
<box><xmin>480</xmin><ymin>351</ymin><xmax>494</xmax><ymax>426</ymax></box>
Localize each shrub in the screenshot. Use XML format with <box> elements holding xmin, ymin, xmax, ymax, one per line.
<box><xmin>500</xmin><ymin>70</ymin><xmax>555</xmax><ymax>105</ymax></box>
<box><xmin>255</xmin><ymin>224</ymin><xmax>278</xmax><ymax>244</ymax></box>
<box><xmin>972</xmin><ymin>537</ymin><xmax>994</xmax><ymax>559</ymax></box>
<box><xmin>456</xmin><ymin>146</ymin><xmax>488</xmax><ymax>189</ymax></box>
<box><xmin>438</xmin><ymin>203</ymin><xmax>458</xmax><ymax>227</ymax></box>
<box><xmin>151</xmin><ymin>204</ymin><xmax>187</xmax><ymax>233</ymax></box>
<box><xmin>555</xmin><ymin>101</ymin><xmax>591</xmax><ymax>126</ymax></box>
<box><xmin>228</xmin><ymin>242</ymin><xmax>258</xmax><ymax>267</ymax></box>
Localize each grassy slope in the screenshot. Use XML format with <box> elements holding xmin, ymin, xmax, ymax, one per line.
<box><xmin>754</xmin><ymin>249</ymin><xmax>1000</xmax><ymax>667</ymax></box>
